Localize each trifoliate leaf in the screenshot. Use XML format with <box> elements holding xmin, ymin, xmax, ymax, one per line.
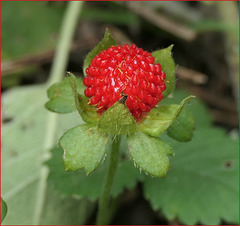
<box><xmin>45</xmin><ymin>76</ymin><xmax>84</xmax><ymax>113</ymax></box>
<box><xmin>127</xmin><ymin>132</ymin><xmax>173</xmax><ymax>177</ymax></box>
<box><xmin>83</xmin><ymin>28</ymin><xmax>116</xmax><ymax>76</ymax></box>
<box><xmin>59</xmin><ymin>124</ymin><xmax>109</xmax><ymax>175</ymax></box>
<box><xmin>152</xmin><ymin>45</ymin><xmax>175</xmax><ymax>97</ymax></box>
<box><xmin>1</xmin><ymin>197</ymin><xmax>8</xmax><ymax>223</ymax></box>
<box><xmin>97</xmin><ymin>100</ymin><xmax>137</xmax><ymax>135</ymax></box>
<box><xmin>139</xmin><ymin>96</ymin><xmax>194</xmax><ymax>137</ymax></box>
<box><xmin>144</xmin><ymin>127</ymin><xmax>239</xmax><ymax>225</ymax></box>
<box><xmin>46</xmin><ymin>146</ymin><xmax>141</xmax><ymax>200</ymax></box>
<box><xmin>68</xmin><ymin>73</ymin><xmax>99</xmax><ymax>123</ymax></box>
<box><xmin>167</xmin><ymin>109</ymin><xmax>195</xmax><ymax>142</ymax></box>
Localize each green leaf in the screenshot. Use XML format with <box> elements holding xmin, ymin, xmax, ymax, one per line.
<box><xmin>2</xmin><ymin>2</ymin><xmax>64</xmax><ymax>62</ymax></box>
<box><xmin>68</xmin><ymin>72</ymin><xmax>99</xmax><ymax>123</ymax></box>
<box><xmin>1</xmin><ymin>85</ymin><xmax>93</xmax><ymax>225</ymax></box>
<box><xmin>139</xmin><ymin>95</ymin><xmax>194</xmax><ymax>137</ymax></box>
<box><xmin>152</xmin><ymin>45</ymin><xmax>175</xmax><ymax>97</ymax></box>
<box><xmin>97</xmin><ymin>100</ymin><xmax>137</xmax><ymax>135</ymax></box>
<box><xmin>1</xmin><ymin>197</ymin><xmax>8</xmax><ymax>223</ymax></box>
<box><xmin>161</xmin><ymin>90</ymin><xmax>212</xmax><ymax>128</ymax></box>
<box><xmin>45</xmin><ymin>76</ymin><xmax>84</xmax><ymax>113</ymax></box>
<box><xmin>45</xmin><ymin>146</ymin><xmax>141</xmax><ymax>200</ymax></box>
<box><xmin>167</xmin><ymin>109</ymin><xmax>195</xmax><ymax>142</ymax></box>
<box><xmin>59</xmin><ymin>124</ymin><xmax>109</xmax><ymax>174</ymax></box>
<box><xmin>83</xmin><ymin>28</ymin><xmax>116</xmax><ymax>76</ymax></box>
<box><xmin>144</xmin><ymin>128</ymin><xmax>239</xmax><ymax>225</ymax></box>
<box><xmin>127</xmin><ymin>132</ymin><xmax>173</xmax><ymax>177</ymax></box>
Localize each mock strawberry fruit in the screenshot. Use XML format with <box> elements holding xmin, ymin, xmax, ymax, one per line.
<box><xmin>83</xmin><ymin>44</ymin><xmax>166</xmax><ymax>120</ymax></box>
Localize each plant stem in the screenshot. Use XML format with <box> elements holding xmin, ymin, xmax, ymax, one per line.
<box><xmin>96</xmin><ymin>136</ymin><xmax>121</xmax><ymax>225</ymax></box>
<box><xmin>33</xmin><ymin>2</ymin><xmax>83</xmax><ymax>224</ymax></box>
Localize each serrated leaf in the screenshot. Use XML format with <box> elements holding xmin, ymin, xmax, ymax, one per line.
<box><xmin>127</xmin><ymin>132</ymin><xmax>173</xmax><ymax>177</ymax></box>
<box><xmin>152</xmin><ymin>45</ymin><xmax>175</xmax><ymax>97</ymax></box>
<box><xmin>97</xmin><ymin>100</ymin><xmax>137</xmax><ymax>135</ymax></box>
<box><xmin>59</xmin><ymin>124</ymin><xmax>109</xmax><ymax>174</ymax></box>
<box><xmin>139</xmin><ymin>96</ymin><xmax>194</xmax><ymax>137</ymax></box>
<box><xmin>45</xmin><ymin>76</ymin><xmax>84</xmax><ymax>113</ymax></box>
<box><xmin>1</xmin><ymin>85</ymin><xmax>93</xmax><ymax>225</ymax></box>
<box><xmin>167</xmin><ymin>109</ymin><xmax>195</xmax><ymax>142</ymax></box>
<box><xmin>144</xmin><ymin>128</ymin><xmax>239</xmax><ymax>225</ymax></box>
<box><xmin>83</xmin><ymin>28</ymin><xmax>116</xmax><ymax>76</ymax></box>
<box><xmin>1</xmin><ymin>197</ymin><xmax>8</xmax><ymax>223</ymax></box>
<box><xmin>46</xmin><ymin>146</ymin><xmax>141</xmax><ymax>200</ymax></box>
<box><xmin>68</xmin><ymin>73</ymin><xmax>99</xmax><ymax>123</ymax></box>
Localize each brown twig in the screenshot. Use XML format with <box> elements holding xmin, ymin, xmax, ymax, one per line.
<box><xmin>124</xmin><ymin>1</ymin><xmax>197</xmax><ymax>41</ymax></box>
<box><xmin>176</xmin><ymin>65</ymin><xmax>208</xmax><ymax>85</ymax></box>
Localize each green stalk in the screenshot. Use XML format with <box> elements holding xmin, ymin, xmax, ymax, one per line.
<box><xmin>96</xmin><ymin>136</ymin><xmax>121</xmax><ymax>225</ymax></box>
<box><xmin>33</xmin><ymin>2</ymin><xmax>83</xmax><ymax>224</ymax></box>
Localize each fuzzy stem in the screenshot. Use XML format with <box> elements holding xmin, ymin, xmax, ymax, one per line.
<box><xmin>96</xmin><ymin>136</ymin><xmax>120</xmax><ymax>225</ymax></box>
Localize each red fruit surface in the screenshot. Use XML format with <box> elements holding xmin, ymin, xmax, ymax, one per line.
<box><xmin>83</xmin><ymin>44</ymin><xmax>166</xmax><ymax>120</ymax></box>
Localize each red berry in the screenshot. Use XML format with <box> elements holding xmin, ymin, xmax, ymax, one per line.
<box><xmin>84</xmin><ymin>44</ymin><xmax>166</xmax><ymax>120</ymax></box>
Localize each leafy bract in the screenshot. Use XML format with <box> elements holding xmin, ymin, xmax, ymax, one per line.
<box><xmin>1</xmin><ymin>85</ymin><xmax>92</xmax><ymax>224</ymax></box>
<box><xmin>98</xmin><ymin>100</ymin><xmax>137</xmax><ymax>135</ymax></box>
<box><xmin>144</xmin><ymin>128</ymin><xmax>239</xmax><ymax>225</ymax></box>
<box><xmin>152</xmin><ymin>45</ymin><xmax>175</xmax><ymax>97</ymax></box>
<box><xmin>161</xmin><ymin>90</ymin><xmax>212</xmax><ymax>128</ymax></box>
<box><xmin>1</xmin><ymin>197</ymin><xmax>8</xmax><ymax>223</ymax></box>
<box><xmin>46</xmin><ymin>147</ymin><xmax>141</xmax><ymax>200</ymax></box>
<box><xmin>127</xmin><ymin>132</ymin><xmax>173</xmax><ymax>177</ymax></box>
<box><xmin>59</xmin><ymin>124</ymin><xmax>109</xmax><ymax>174</ymax></box>
<box><xmin>83</xmin><ymin>28</ymin><xmax>116</xmax><ymax>76</ymax></box>
<box><xmin>45</xmin><ymin>76</ymin><xmax>84</xmax><ymax>113</ymax></box>
<box><xmin>167</xmin><ymin>108</ymin><xmax>195</xmax><ymax>142</ymax></box>
<box><xmin>139</xmin><ymin>95</ymin><xmax>194</xmax><ymax>137</ymax></box>
<box><xmin>68</xmin><ymin>73</ymin><xmax>99</xmax><ymax>123</ymax></box>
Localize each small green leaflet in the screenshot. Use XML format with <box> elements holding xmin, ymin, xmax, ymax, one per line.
<box><xmin>138</xmin><ymin>95</ymin><xmax>194</xmax><ymax>137</ymax></box>
<box><xmin>152</xmin><ymin>45</ymin><xmax>175</xmax><ymax>97</ymax></box>
<box><xmin>127</xmin><ymin>132</ymin><xmax>173</xmax><ymax>177</ymax></box>
<box><xmin>68</xmin><ymin>73</ymin><xmax>99</xmax><ymax>123</ymax></box>
<box><xmin>83</xmin><ymin>28</ymin><xmax>116</xmax><ymax>76</ymax></box>
<box><xmin>45</xmin><ymin>76</ymin><xmax>84</xmax><ymax>113</ymax></box>
<box><xmin>59</xmin><ymin>124</ymin><xmax>109</xmax><ymax>175</ymax></box>
<box><xmin>97</xmin><ymin>100</ymin><xmax>137</xmax><ymax>135</ymax></box>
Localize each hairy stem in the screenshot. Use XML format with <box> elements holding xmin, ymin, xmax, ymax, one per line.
<box><xmin>96</xmin><ymin>136</ymin><xmax>120</xmax><ymax>225</ymax></box>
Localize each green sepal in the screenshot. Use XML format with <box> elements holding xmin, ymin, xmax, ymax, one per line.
<box><xmin>83</xmin><ymin>28</ymin><xmax>116</xmax><ymax>76</ymax></box>
<box><xmin>152</xmin><ymin>45</ymin><xmax>175</xmax><ymax>97</ymax></box>
<box><xmin>45</xmin><ymin>76</ymin><xmax>84</xmax><ymax>113</ymax></box>
<box><xmin>167</xmin><ymin>109</ymin><xmax>195</xmax><ymax>142</ymax></box>
<box><xmin>127</xmin><ymin>132</ymin><xmax>173</xmax><ymax>177</ymax></box>
<box><xmin>138</xmin><ymin>95</ymin><xmax>194</xmax><ymax>137</ymax></box>
<box><xmin>97</xmin><ymin>98</ymin><xmax>137</xmax><ymax>135</ymax></box>
<box><xmin>1</xmin><ymin>197</ymin><xmax>7</xmax><ymax>223</ymax></box>
<box><xmin>59</xmin><ymin>124</ymin><xmax>109</xmax><ymax>175</ymax></box>
<box><xmin>68</xmin><ymin>72</ymin><xmax>99</xmax><ymax>124</ymax></box>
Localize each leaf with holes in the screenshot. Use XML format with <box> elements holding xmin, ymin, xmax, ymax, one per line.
<box><xmin>144</xmin><ymin>127</ymin><xmax>239</xmax><ymax>225</ymax></box>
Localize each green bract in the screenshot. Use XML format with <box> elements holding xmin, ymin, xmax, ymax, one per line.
<box><xmin>45</xmin><ymin>29</ymin><xmax>195</xmax><ymax>177</ymax></box>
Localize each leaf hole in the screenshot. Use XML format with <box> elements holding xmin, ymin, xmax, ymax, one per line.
<box><xmin>223</xmin><ymin>160</ymin><xmax>234</xmax><ymax>169</ymax></box>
